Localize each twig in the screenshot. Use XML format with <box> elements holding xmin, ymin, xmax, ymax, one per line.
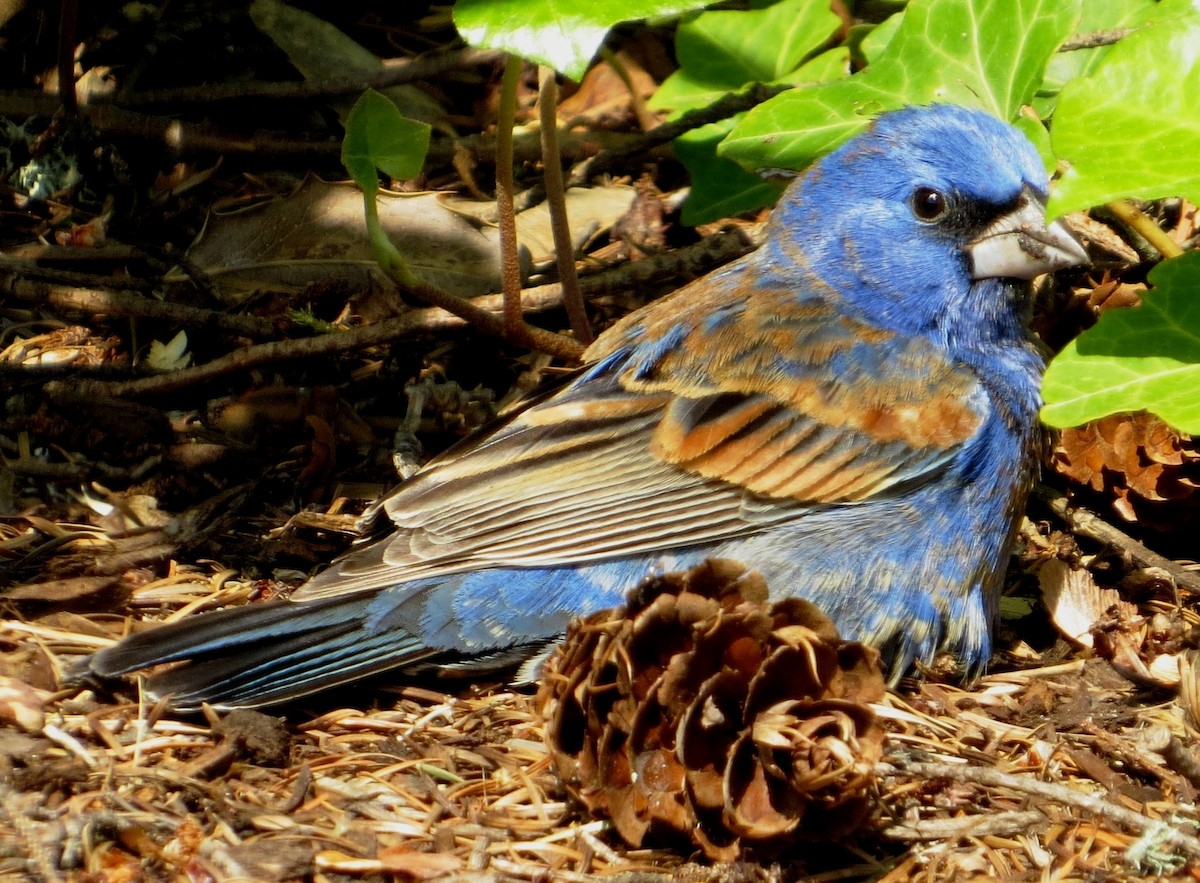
<box><xmin>403</xmin><ymin>278</ymin><xmax>583</xmax><ymax>360</ymax></box>
<box><xmin>1142</xmin><ymin>725</ymin><xmax>1200</xmax><ymax>791</ymax></box>
<box><xmin>0</xmin><ymin>264</ymin><xmax>278</xmax><ymax>338</ymax></box>
<box><xmin>539</xmin><ymin>66</ymin><xmax>592</xmax><ymax>345</ymax></box>
<box><xmin>56</xmin><ymin>0</ymin><xmax>78</xmax><ymax>116</ymax></box>
<box><xmin>0</xmin><ymin>95</ymin><xmax>341</xmax><ymax>158</ymax></box>
<box><xmin>426</xmin><ymin>125</ymin><xmax>636</xmax><ymax>170</ymax></box>
<box><xmin>880</xmin><ymin>757</ymin><xmax>1200</xmax><ymax>859</ymax></box>
<box><xmin>569</xmin><ymin>82</ymin><xmax>791</xmax><ymax>186</ymax></box>
<box><xmin>44</xmin><ymin>229</ymin><xmax>757</xmax><ymax>397</ymax></box>
<box><xmin>42</xmin><ymin>286</ymin><xmax>570</xmax><ymax>398</ymax></box>
<box><xmin>1060</xmin><ymin>29</ymin><xmax>1135</xmax><ymax>52</ymax></box>
<box><xmin>115</xmin><ymin>49</ymin><xmax>504</xmax><ymax>109</ymax></box>
<box><xmin>1034</xmin><ymin>486</ymin><xmax>1200</xmax><ymax>594</ymax></box>
<box><xmin>2</xmin><ymin>450</ymin><xmax>156</xmax><ymax>482</ymax></box>
<box><xmin>0</xmin><ymin>255</ymin><xmax>157</xmax><ymax>290</ymax></box>
<box><xmin>881</xmin><ymin>809</ymin><xmax>1046</xmax><ymax>842</ymax></box>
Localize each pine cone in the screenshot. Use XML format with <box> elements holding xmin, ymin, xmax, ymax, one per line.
<box><xmin>538</xmin><ymin>559</ymin><xmax>886</xmax><ymax>860</ymax></box>
<box><xmin>1054</xmin><ymin>412</ymin><xmax>1200</xmax><ymax>529</ymax></box>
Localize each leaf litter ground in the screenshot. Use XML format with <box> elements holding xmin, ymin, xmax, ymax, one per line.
<box><xmin>2</xmin><ymin>5</ymin><xmax>1200</xmax><ymax>881</ymax></box>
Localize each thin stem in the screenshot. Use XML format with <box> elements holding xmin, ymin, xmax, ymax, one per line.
<box><xmin>495</xmin><ymin>55</ymin><xmax>527</xmax><ymax>341</ymax></box>
<box><xmin>1106</xmin><ymin>199</ymin><xmax>1184</xmax><ymax>259</ymax></box>
<box><xmin>599</xmin><ymin>46</ymin><xmax>655</xmax><ymax>131</ymax></box>
<box><xmin>57</xmin><ymin>0</ymin><xmax>78</xmax><ymax>114</ymax></box>
<box><xmin>539</xmin><ymin>66</ymin><xmax>593</xmax><ymax>345</ymax></box>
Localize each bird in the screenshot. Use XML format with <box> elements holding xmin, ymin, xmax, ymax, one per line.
<box><xmin>82</xmin><ymin>104</ymin><xmax>1088</xmax><ymax>710</ymax></box>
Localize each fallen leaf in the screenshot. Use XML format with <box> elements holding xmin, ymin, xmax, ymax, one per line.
<box><xmin>144</xmin><ymin>330</ymin><xmax>192</xmax><ymax>371</ymax></box>
<box><xmin>1037</xmin><ymin>559</ymin><xmax>1137</xmax><ymax>648</ymax></box>
<box><xmin>180</xmin><ymin>177</ymin><xmax>515</xmax><ymax>304</ymax></box>
<box><xmin>440</xmin><ymin>183</ymin><xmax>638</xmax><ymax>265</ymax></box>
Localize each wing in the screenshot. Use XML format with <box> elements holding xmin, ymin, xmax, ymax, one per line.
<box><xmin>294</xmin><ymin>263</ymin><xmax>988</xmax><ymax>600</ymax></box>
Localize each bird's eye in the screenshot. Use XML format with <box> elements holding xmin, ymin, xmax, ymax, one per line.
<box><xmin>912</xmin><ymin>187</ymin><xmax>947</xmax><ymax>221</ymax></box>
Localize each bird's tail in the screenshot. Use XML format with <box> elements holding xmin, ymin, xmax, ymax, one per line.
<box><xmin>80</xmin><ymin>594</ymin><xmax>441</xmax><ymax>710</ymax></box>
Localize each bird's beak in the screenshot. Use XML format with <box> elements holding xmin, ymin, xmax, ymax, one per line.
<box><xmin>968</xmin><ymin>188</ymin><xmax>1089</xmax><ymax>281</ymax></box>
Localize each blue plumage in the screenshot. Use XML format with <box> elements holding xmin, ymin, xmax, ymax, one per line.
<box><xmin>85</xmin><ymin>105</ymin><xmax>1087</xmax><ymax>708</ymax></box>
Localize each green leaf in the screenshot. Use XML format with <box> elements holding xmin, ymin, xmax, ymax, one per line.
<box><xmin>341</xmin><ymin>90</ymin><xmax>431</xmax><ymax>190</ymax></box>
<box><xmin>453</xmin><ymin>0</ymin><xmax>715</xmax><ymax>81</ymax></box>
<box><xmin>650</xmin><ymin>0</ymin><xmax>842</xmax><ymax>225</ymax></box>
<box><xmin>651</xmin><ymin>0</ymin><xmax>841</xmax><ymax>112</ymax></box>
<box><xmin>674</xmin><ymin>49</ymin><xmax>849</xmax><ymax>224</ymax></box>
<box><xmin>1041</xmin><ymin>252</ymin><xmax>1200</xmax><ymax>434</ymax></box>
<box><xmin>1045</xmin><ymin>12</ymin><xmax>1200</xmax><ymax>217</ymax></box>
<box><xmin>1032</xmin><ymin>0</ymin><xmax>1156</xmax><ymax>116</ymax></box>
<box><xmin>857</xmin><ymin>12</ymin><xmax>902</xmax><ymax>64</ymax></box>
<box><xmin>249</xmin><ymin>0</ymin><xmax>443</xmax><ymax>123</ymax></box>
<box><xmin>721</xmin><ymin>0</ymin><xmax>1079</xmax><ymax>173</ymax></box>
<box><xmin>674</xmin><ymin>120</ymin><xmax>786</xmax><ymax>224</ymax></box>
<box><xmin>1013</xmin><ymin>114</ymin><xmax>1054</xmax><ymax>172</ymax></box>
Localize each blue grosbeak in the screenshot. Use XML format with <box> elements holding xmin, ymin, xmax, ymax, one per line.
<box><xmin>85</xmin><ymin>105</ymin><xmax>1087</xmax><ymax>709</ymax></box>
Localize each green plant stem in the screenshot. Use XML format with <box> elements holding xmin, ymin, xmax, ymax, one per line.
<box><xmin>362</xmin><ymin>190</ymin><xmax>421</xmax><ymax>289</ymax></box>
<box><xmin>495</xmin><ymin>55</ymin><xmax>527</xmax><ymax>342</ymax></box>
<box><xmin>539</xmin><ymin>66</ymin><xmax>593</xmax><ymax>345</ymax></box>
<box><xmin>1106</xmin><ymin>199</ymin><xmax>1184</xmax><ymax>259</ymax></box>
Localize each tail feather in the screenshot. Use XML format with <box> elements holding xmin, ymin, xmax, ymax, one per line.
<box><xmin>88</xmin><ymin>596</ymin><xmax>366</xmax><ymax>675</ymax></box>
<box><xmin>84</xmin><ymin>595</ymin><xmax>441</xmax><ymax>710</ymax></box>
<box><xmin>149</xmin><ymin>625</ymin><xmax>438</xmax><ymax>710</ymax></box>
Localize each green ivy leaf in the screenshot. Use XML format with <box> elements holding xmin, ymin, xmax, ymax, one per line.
<box><xmin>651</xmin><ymin>0</ymin><xmax>842</xmax><ymax>112</ymax></box>
<box><xmin>673</xmin><ymin>121</ymin><xmax>786</xmax><ymax>224</ymax></box>
<box><xmin>1041</xmin><ymin>252</ymin><xmax>1200</xmax><ymax>434</ymax></box>
<box><xmin>857</xmin><ymin>12</ymin><xmax>902</xmax><ymax>64</ymax></box>
<box><xmin>1013</xmin><ymin>115</ymin><xmax>1054</xmax><ymax>172</ymax></box>
<box><xmin>1046</xmin><ymin>11</ymin><xmax>1200</xmax><ymax>217</ymax></box>
<box><xmin>1032</xmin><ymin>0</ymin><xmax>1156</xmax><ymax>116</ymax></box>
<box><xmin>650</xmin><ymin>0</ymin><xmax>843</xmax><ymax>224</ymax></box>
<box><xmin>720</xmin><ymin>0</ymin><xmax>1078</xmax><ymax>173</ymax></box>
<box><xmin>341</xmin><ymin>90</ymin><xmax>431</xmax><ymax>190</ymax></box>
<box><xmin>454</xmin><ymin>0</ymin><xmax>714</xmax><ymax>81</ymax></box>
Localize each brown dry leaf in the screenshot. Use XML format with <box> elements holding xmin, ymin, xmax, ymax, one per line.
<box><xmin>1170</xmin><ymin>197</ymin><xmax>1197</xmax><ymax>245</ymax></box>
<box><xmin>440</xmin><ymin>183</ymin><xmax>638</xmax><ymax>265</ymax></box>
<box><xmin>0</xmin><ymin>327</ymin><xmax>121</xmax><ymax>367</ymax></box>
<box><xmin>249</xmin><ymin>0</ymin><xmax>444</xmax><ymax>124</ymax></box>
<box><xmin>538</xmin><ymin>558</ymin><xmax>886</xmax><ymax>860</ymax></box>
<box><xmin>181</xmin><ymin>177</ymin><xmax>512</xmax><ymax>303</ymax></box>
<box><xmin>558</xmin><ymin>46</ymin><xmax>663</xmax><ymax>130</ymax></box>
<box><xmin>1037</xmin><ymin>559</ymin><xmax>1138</xmax><ymax>649</ymax></box>
<box><xmin>1060</xmin><ymin>213</ymin><xmax>1140</xmax><ymax>267</ymax></box>
<box><xmin>1177</xmin><ymin>649</ymin><xmax>1200</xmax><ymax>731</ymax></box>
<box><xmin>1086</xmin><ymin>277</ymin><xmax>1145</xmax><ymax>312</ymax></box>
<box><xmin>201</xmin><ymin>839</ymin><xmax>314</xmax><ymax>881</ymax></box>
<box><xmin>1053</xmin><ymin>412</ymin><xmax>1200</xmax><ymax>528</ymax></box>
<box><xmin>2</xmin><ymin>574</ymin><xmax>122</xmax><ymax>602</ymax></box>
<box><xmin>210</xmin><ymin>385</ymin><xmax>374</xmax><ymax>447</ymax></box>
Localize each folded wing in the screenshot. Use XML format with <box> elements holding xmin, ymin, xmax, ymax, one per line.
<box><xmin>295</xmin><ymin>272</ymin><xmax>988</xmax><ymax>601</ymax></box>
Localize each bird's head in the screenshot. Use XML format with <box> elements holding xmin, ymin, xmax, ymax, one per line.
<box><xmin>765</xmin><ymin>104</ymin><xmax>1087</xmax><ymax>341</ymax></box>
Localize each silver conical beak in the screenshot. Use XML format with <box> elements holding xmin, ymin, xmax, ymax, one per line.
<box><xmin>968</xmin><ymin>188</ymin><xmax>1089</xmax><ymax>280</ymax></box>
